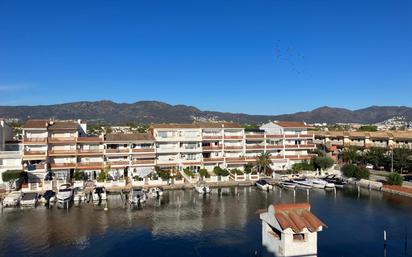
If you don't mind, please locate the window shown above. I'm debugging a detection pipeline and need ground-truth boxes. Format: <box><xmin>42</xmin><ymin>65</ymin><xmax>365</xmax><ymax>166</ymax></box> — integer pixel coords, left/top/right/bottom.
<box><xmin>293</xmin><ymin>233</ymin><xmax>306</xmax><ymax>242</ymax></box>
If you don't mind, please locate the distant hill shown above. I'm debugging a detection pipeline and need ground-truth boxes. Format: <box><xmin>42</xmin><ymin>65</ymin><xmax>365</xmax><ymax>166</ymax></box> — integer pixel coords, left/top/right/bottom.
<box><xmin>0</xmin><ymin>100</ymin><xmax>411</xmax><ymax>125</ymax></box>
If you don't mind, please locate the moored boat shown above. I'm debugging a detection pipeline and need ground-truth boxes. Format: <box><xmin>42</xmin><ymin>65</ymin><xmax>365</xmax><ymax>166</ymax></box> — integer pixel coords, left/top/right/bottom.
<box><xmin>129</xmin><ymin>188</ymin><xmax>147</xmax><ymax>205</ymax></box>
<box><xmin>148</xmin><ymin>187</ymin><xmax>164</xmax><ymax>198</ymax></box>
<box><xmin>39</xmin><ymin>190</ymin><xmax>56</xmax><ymax>205</ymax></box>
<box><xmin>56</xmin><ymin>184</ymin><xmax>74</xmax><ymax>208</ymax></box>
<box><xmin>292</xmin><ymin>178</ymin><xmax>313</xmax><ymax>189</ymax></box>
<box><xmin>255</xmin><ymin>179</ymin><xmax>273</xmax><ymax>191</ymax></box>
<box><xmin>20</xmin><ymin>192</ymin><xmax>38</xmax><ymax>207</ymax></box>
<box><xmin>3</xmin><ymin>191</ymin><xmax>22</xmax><ymax>207</ymax></box>
<box><xmin>195</xmin><ymin>181</ymin><xmax>211</xmax><ymax>194</ymax></box>
<box><xmin>92</xmin><ymin>187</ymin><xmax>107</xmax><ymax>202</ymax></box>
<box><xmin>278</xmin><ymin>180</ymin><xmax>297</xmax><ymax>190</ymax></box>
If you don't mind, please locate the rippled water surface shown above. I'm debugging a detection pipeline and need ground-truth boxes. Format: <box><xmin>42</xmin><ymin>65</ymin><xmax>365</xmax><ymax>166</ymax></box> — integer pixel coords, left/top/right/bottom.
<box><xmin>1</xmin><ymin>186</ymin><xmax>412</xmax><ymax>257</ymax></box>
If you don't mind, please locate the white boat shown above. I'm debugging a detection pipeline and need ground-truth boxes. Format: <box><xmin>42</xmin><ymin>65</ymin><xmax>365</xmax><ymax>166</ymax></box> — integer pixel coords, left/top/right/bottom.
<box><xmin>195</xmin><ymin>181</ymin><xmax>211</xmax><ymax>194</ymax></box>
<box><xmin>148</xmin><ymin>187</ymin><xmax>163</xmax><ymax>198</ymax></box>
<box><xmin>255</xmin><ymin>179</ymin><xmax>273</xmax><ymax>191</ymax></box>
<box><xmin>56</xmin><ymin>183</ymin><xmax>74</xmax><ymax>208</ymax></box>
<box><xmin>292</xmin><ymin>179</ymin><xmax>313</xmax><ymax>189</ymax></box>
<box><xmin>73</xmin><ymin>188</ymin><xmax>87</xmax><ymax>203</ymax></box>
<box><xmin>129</xmin><ymin>188</ymin><xmax>147</xmax><ymax>204</ymax></box>
<box><xmin>308</xmin><ymin>178</ymin><xmax>335</xmax><ymax>189</ymax></box>
<box><xmin>3</xmin><ymin>191</ymin><xmax>22</xmax><ymax>207</ymax></box>
<box><xmin>39</xmin><ymin>190</ymin><xmax>56</xmax><ymax>205</ymax></box>
<box><xmin>278</xmin><ymin>181</ymin><xmax>297</xmax><ymax>190</ymax></box>
<box><xmin>92</xmin><ymin>187</ymin><xmax>107</xmax><ymax>202</ymax></box>
<box><xmin>20</xmin><ymin>192</ymin><xmax>38</xmax><ymax>207</ymax></box>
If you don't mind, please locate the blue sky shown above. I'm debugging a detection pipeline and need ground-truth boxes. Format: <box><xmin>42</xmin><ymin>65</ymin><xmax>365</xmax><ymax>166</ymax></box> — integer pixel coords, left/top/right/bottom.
<box><xmin>0</xmin><ymin>0</ymin><xmax>411</xmax><ymax>115</ymax></box>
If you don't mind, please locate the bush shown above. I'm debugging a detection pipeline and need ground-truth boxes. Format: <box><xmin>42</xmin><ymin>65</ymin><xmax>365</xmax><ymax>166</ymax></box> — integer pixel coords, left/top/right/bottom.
<box><xmin>213</xmin><ymin>166</ymin><xmax>229</xmax><ymax>176</ymax></box>
<box><xmin>342</xmin><ymin>164</ymin><xmax>370</xmax><ymax>180</ymax></box>
<box><xmin>231</xmin><ymin>169</ymin><xmax>244</xmax><ymax>175</ymax></box>
<box><xmin>292</xmin><ymin>160</ymin><xmax>314</xmax><ymax>173</ymax></box>
<box><xmin>243</xmin><ymin>163</ymin><xmax>254</xmax><ymax>174</ymax></box>
<box><xmin>97</xmin><ymin>170</ymin><xmax>108</xmax><ymax>182</ymax></box>
<box><xmin>2</xmin><ymin>170</ymin><xmax>24</xmax><ymax>182</ymax></box>
<box><xmin>199</xmin><ymin>168</ymin><xmax>209</xmax><ymax>178</ymax></box>
<box><xmin>183</xmin><ymin>168</ymin><xmax>194</xmax><ymax>178</ymax></box>
<box><xmin>73</xmin><ymin>170</ymin><xmax>85</xmax><ymax>181</ymax></box>
<box><xmin>157</xmin><ymin>169</ymin><xmax>171</xmax><ymax>180</ymax></box>
<box><xmin>133</xmin><ymin>175</ymin><xmax>142</xmax><ymax>181</ymax></box>
<box><xmin>387</xmin><ymin>173</ymin><xmax>404</xmax><ymax>186</ymax></box>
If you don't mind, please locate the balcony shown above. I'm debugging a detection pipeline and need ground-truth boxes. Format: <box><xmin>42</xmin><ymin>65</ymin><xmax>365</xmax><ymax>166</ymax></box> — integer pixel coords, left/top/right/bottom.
<box><xmin>23</xmin><ymin>151</ymin><xmax>47</xmax><ymax>160</ymax></box>
<box><xmin>245</xmin><ymin>145</ymin><xmax>265</xmax><ymax>150</ymax></box>
<box><xmin>202</xmin><ymin>146</ymin><xmax>222</xmax><ymax>151</ymax></box>
<box><xmin>49</xmin><ymin>163</ymin><xmax>77</xmax><ymax>170</ymax></box>
<box><xmin>23</xmin><ymin>137</ymin><xmax>47</xmax><ymax>144</ymax></box>
<box><xmin>105</xmin><ymin>148</ymin><xmax>130</xmax><ymax>154</ymax></box>
<box><xmin>224</xmin><ymin>136</ymin><xmax>243</xmax><ymax>140</ymax></box>
<box><xmin>133</xmin><ymin>153</ymin><xmax>156</xmax><ymax>159</ymax></box>
<box><xmin>107</xmin><ymin>160</ymin><xmax>130</xmax><ymax>167</ymax></box>
<box><xmin>202</xmin><ymin>135</ymin><xmax>222</xmax><ymax>140</ymax></box>
<box><xmin>48</xmin><ymin>137</ymin><xmax>76</xmax><ymax>144</ymax></box>
<box><xmin>266</xmin><ymin>145</ymin><xmax>283</xmax><ymax>149</ymax></box>
<box><xmin>25</xmin><ymin>163</ymin><xmax>46</xmax><ymax>172</ymax></box>
<box><xmin>224</xmin><ymin>145</ymin><xmax>243</xmax><ymax>150</ymax></box>
<box><xmin>266</xmin><ymin>134</ymin><xmax>283</xmax><ymax>139</ymax></box>
<box><xmin>203</xmin><ymin>157</ymin><xmax>224</xmax><ymax>163</ymax></box>
<box><xmin>48</xmin><ymin>150</ymin><xmax>77</xmax><ymax>156</ymax></box>
<box><xmin>225</xmin><ymin>157</ymin><xmax>247</xmax><ymax>163</ymax></box>
<box><xmin>131</xmin><ymin>159</ymin><xmax>156</xmax><ymax>165</ymax></box>
<box><xmin>156</xmin><ymin>147</ymin><xmax>180</xmax><ymax>153</ymax></box>
<box><xmin>284</xmin><ymin>134</ymin><xmax>313</xmax><ymax>139</ymax></box>
<box><xmin>131</xmin><ymin>148</ymin><xmax>155</xmax><ymax>153</ymax></box>
<box><xmin>77</xmin><ymin>149</ymin><xmax>104</xmax><ymax>155</ymax></box>
<box><xmin>77</xmin><ymin>162</ymin><xmax>104</xmax><ymax>170</ymax></box>
<box><xmin>77</xmin><ymin>137</ymin><xmax>103</xmax><ymax>143</ymax></box>
<box><xmin>284</xmin><ymin>144</ymin><xmax>315</xmax><ymax>149</ymax></box>
<box><xmin>245</xmin><ymin>134</ymin><xmax>265</xmax><ymax>139</ymax></box>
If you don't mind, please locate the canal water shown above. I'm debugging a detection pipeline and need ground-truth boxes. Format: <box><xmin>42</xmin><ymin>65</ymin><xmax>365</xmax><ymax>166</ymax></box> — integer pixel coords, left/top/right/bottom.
<box><xmin>0</xmin><ymin>186</ymin><xmax>411</xmax><ymax>257</ymax></box>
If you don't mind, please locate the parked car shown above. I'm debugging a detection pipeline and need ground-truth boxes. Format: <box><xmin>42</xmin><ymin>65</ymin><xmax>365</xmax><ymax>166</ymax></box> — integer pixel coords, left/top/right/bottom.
<box><xmin>366</xmin><ymin>164</ymin><xmax>374</xmax><ymax>170</ymax></box>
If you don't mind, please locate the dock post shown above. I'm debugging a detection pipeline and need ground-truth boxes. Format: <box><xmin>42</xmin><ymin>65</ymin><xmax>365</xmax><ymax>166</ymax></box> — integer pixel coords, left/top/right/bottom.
<box><xmin>306</xmin><ymin>189</ymin><xmax>309</xmax><ymax>201</ymax></box>
<box><xmin>383</xmin><ymin>230</ymin><xmax>388</xmax><ymax>257</ymax></box>
<box><xmin>293</xmin><ymin>189</ymin><xmax>296</xmax><ymax>203</ymax></box>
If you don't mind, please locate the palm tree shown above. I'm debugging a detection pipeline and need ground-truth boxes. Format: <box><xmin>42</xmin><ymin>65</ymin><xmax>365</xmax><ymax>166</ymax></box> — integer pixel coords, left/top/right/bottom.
<box><xmin>256</xmin><ymin>152</ymin><xmax>273</xmax><ymax>176</ymax></box>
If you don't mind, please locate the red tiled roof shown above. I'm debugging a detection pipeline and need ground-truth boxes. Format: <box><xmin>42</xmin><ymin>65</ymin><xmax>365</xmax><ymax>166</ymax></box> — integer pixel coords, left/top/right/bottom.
<box><xmin>273</xmin><ymin>203</ymin><xmax>326</xmax><ymax>233</ymax></box>
<box><xmin>273</xmin><ymin>121</ymin><xmax>309</xmax><ymax>128</ymax></box>
<box><xmin>48</xmin><ymin>121</ymin><xmax>78</xmax><ymax>130</ymax></box>
<box><xmin>22</xmin><ymin>119</ymin><xmax>49</xmax><ymax>129</ymax></box>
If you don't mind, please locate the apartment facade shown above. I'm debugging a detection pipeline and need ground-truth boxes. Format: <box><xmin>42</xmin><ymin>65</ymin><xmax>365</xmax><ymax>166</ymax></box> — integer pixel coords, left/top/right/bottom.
<box><xmin>311</xmin><ymin>131</ymin><xmax>412</xmax><ymax>150</ymax></box>
<box><xmin>0</xmin><ymin>120</ymin><xmax>22</xmax><ymax>183</ymax></box>
<box><xmin>150</xmin><ymin>121</ymin><xmax>315</xmax><ymax>171</ymax></box>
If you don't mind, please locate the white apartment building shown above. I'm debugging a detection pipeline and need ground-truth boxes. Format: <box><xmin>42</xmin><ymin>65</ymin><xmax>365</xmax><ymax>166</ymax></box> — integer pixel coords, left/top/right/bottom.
<box><xmin>150</xmin><ymin>122</ymin><xmax>315</xmax><ymax>172</ymax></box>
<box><xmin>0</xmin><ymin>120</ymin><xmax>22</xmax><ymax>184</ymax></box>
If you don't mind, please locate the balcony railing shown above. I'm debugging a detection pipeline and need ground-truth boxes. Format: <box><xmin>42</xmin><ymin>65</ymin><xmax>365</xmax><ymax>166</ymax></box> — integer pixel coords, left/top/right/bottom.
<box><xmin>203</xmin><ymin>157</ymin><xmax>224</xmax><ymax>162</ymax></box>
<box><xmin>24</xmin><ymin>150</ymin><xmax>46</xmax><ymax>156</ymax></box>
<box><xmin>48</xmin><ymin>137</ymin><xmax>76</xmax><ymax>143</ymax></box>
<box><xmin>266</xmin><ymin>134</ymin><xmax>283</xmax><ymax>138</ymax></box>
<box><xmin>77</xmin><ymin>162</ymin><xmax>104</xmax><ymax>169</ymax></box>
<box><xmin>105</xmin><ymin>149</ymin><xmax>130</xmax><ymax>154</ymax></box>
<box><xmin>77</xmin><ymin>137</ymin><xmax>103</xmax><ymax>143</ymax></box>
<box><xmin>224</xmin><ymin>136</ymin><xmax>243</xmax><ymax>140</ymax></box>
<box><xmin>49</xmin><ymin>163</ymin><xmax>77</xmax><ymax>169</ymax></box>
<box><xmin>284</xmin><ymin>144</ymin><xmax>315</xmax><ymax>149</ymax></box>
<box><xmin>107</xmin><ymin>160</ymin><xmax>129</xmax><ymax>166</ymax></box>
<box><xmin>48</xmin><ymin>150</ymin><xmax>77</xmax><ymax>155</ymax></box>
<box><xmin>77</xmin><ymin>149</ymin><xmax>104</xmax><ymax>155</ymax></box>
<box><xmin>23</xmin><ymin>137</ymin><xmax>47</xmax><ymax>144</ymax></box>
<box><xmin>266</xmin><ymin>145</ymin><xmax>283</xmax><ymax>149</ymax></box>
<box><xmin>131</xmin><ymin>148</ymin><xmax>155</xmax><ymax>153</ymax></box>
<box><xmin>245</xmin><ymin>134</ymin><xmax>265</xmax><ymax>139</ymax></box>
<box><xmin>202</xmin><ymin>146</ymin><xmax>222</xmax><ymax>151</ymax></box>
<box><xmin>132</xmin><ymin>159</ymin><xmax>156</xmax><ymax>165</ymax></box>
<box><xmin>202</xmin><ymin>135</ymin><xmax>222</xmax><ymax>140</ymax></box>
<box><xmin>245</xmin><ymin>145</ymin><xmax>265</xmax><ymax>149</ymax></box>
<box><xmin>224</xmin><ymin>146</ymin><xmax>243</xmax><ymax>150</ymax></box>
<box><xmin>225</xmin><ymin>157</ymin><xmax>246</xmax><ymax>162</ymax></box>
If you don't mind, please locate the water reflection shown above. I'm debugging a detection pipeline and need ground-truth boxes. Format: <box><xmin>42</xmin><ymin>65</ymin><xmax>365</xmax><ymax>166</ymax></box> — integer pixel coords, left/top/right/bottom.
<box><xmin>1</xmin><ymin>186</ymin><xmax>412</xmax><ymax>257</ymax></box>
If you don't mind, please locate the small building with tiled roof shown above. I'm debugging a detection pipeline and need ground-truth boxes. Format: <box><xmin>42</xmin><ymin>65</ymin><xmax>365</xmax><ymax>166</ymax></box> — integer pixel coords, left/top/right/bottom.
<box><xmin>260</xmin><ymin>203</ymin><xmax>326</xmax><ymax>257</ymax></box>
<box><xmin>105</xmin><ymin>133</ymin><xmax>155</xmax><ymax>143</ymax></box>
<box><xmin>22</xmin><ymin>119</ymin><xmax>49</xmax><ymax>129</ymax></box>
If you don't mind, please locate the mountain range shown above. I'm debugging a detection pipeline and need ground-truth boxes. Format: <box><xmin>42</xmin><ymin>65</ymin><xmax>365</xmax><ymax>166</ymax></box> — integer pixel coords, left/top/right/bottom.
<box><xmin>0</xmin><ymin>100</ymin><xmax>411</xmax><ymax>125</ymax></box>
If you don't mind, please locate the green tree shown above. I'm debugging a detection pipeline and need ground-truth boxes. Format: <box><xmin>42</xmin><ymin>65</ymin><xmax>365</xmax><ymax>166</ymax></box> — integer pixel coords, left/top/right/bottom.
<box><xmin>341</xmin><ymin>164</ymin><xmax>370</xmax><ymax>180</ymax></box>
<box><xmin>365</xmin><ymin>147</ymin><xmax>387</xmax><ymax>169</ymax></box>
<box><xmin>97</xmin><ymin>164</ymin><xmax>110</xmax><ymax>182</ymax></box>
<box><xmin>357</xmin><ymin>125</ymin><xmax>378</xmax><ymax>132</ymax></box>
<box><xmin>393</xmin><ymin>147</ymin><xmax>412</xmax><ymax>173</ymax></box>
<box><xmin>256</xmin><ymin>152</ymin><xmax>273</xmax><ymax>175</ymax></box>
<box><xmin>312</xmin><ymin>156</ymin><xmax>334</xmax><ymax>170</ymax></box>
<box><xmin>213</xmin><ymin>166</ymin><xmax>229</xmax><ymax>176</ymax></box>
<box><xmin>339</xmin><ymin>147</ymin><xmax>362</xmax><ymax>164</ymax></box>
<box><xmin>243</xmin><ymin>163</ymin><xmax>254</xmax><ymax>174</ymax></box>
<box><xmin>199</xmin><ymin>168</ymin><xmax>209</xmax><ymax>178</ymax></box>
